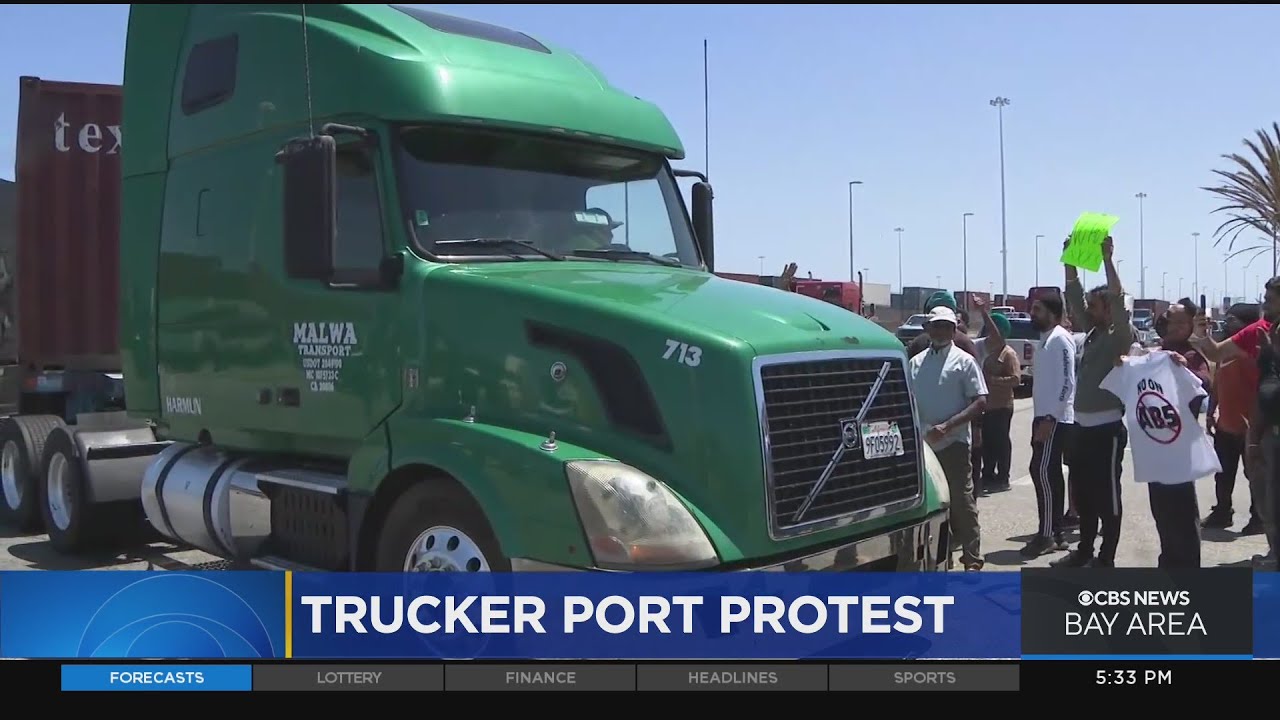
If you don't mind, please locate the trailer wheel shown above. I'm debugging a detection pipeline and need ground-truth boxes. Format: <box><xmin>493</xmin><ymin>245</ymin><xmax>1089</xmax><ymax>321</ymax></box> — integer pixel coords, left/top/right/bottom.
<box><xmin>374</xmin><ymin>481</ymin><xmax>510</xmax><ymax>572</ymax></box>
<box><xmin>0</xmin><ymin>415</ymin><xmax>67</xmax><ymax>532</ymax></box>
<box><xmin>39</xmin><ymin>427</ymin><xmax>116</xmax><ymax>554</ymax></box>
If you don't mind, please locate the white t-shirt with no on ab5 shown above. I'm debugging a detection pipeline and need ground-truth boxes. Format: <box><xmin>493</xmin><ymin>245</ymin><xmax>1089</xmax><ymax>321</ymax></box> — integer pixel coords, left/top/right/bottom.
<box><xmin>1099</xmin><ymin>351</ymin><xmax>1221</xmax><ymax>485</ymax></box>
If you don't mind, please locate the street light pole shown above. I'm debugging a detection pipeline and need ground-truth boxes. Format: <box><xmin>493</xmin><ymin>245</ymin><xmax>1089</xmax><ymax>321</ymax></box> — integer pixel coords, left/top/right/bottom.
<box><xmin>1035</xmin><ymin>234</ymin><xmax>1044</xmax><ymax>285</ymax></box>
<box><xmin>1192</xmin><ymin>232</ymin><xmax>1200</xmax><ymax>300</ymax></box>
<box><xmin>758</xmin><ymin>255</ymin><xmax>765</xmax><ymax>275</ymax></box>
<box><xmin>1135</xmin><ymin>192</ymin><xmax>1147</xmax><ymax>298</ymax></box>
<box><xmin>962</xmin><ymin>212</ymin><xmax>974</xmax><ymax>311</ymax></box>
<box><xmin>1224</xmin><ymin>253</ymin><xmax>1230</xmax><ymax>302</ymax></box>
<box><xmin>894</xmin><ymin>227</ymin><xmax>905</xmax><ymax>292</ymax></box>
<box><xmin>847</xmin><ymin>180</ymin><xmax>862</xmax><ymax>283</ymax></box>
<box><xmin>990</xmin><ymin>96</ymin><xmax>1011</xmax><ymax>298</ymax></box>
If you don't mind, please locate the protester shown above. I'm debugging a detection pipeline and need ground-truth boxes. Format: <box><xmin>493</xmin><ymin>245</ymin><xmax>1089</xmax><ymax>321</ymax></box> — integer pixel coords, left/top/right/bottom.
<box><xmin>1204</xmin><ymin>279</ymin><xmax>1280</xmax><ymax>568</ymax></box>
<box><xmin>1053</xmin><ymin>237</ymin><xmax>1132</xmax><ymax>568</ymax></box>
<box><xmin>908</xmin><ymin>306</ymin><xmax>988</xmax><ymax>570</ymax></box>
<box><xmin>971</xmin><ymin>299</ymin><xmax>1019</xmax><ymax>494</ymax></box>
<box><xmin>1062</xmin><ymin>316</ymin><xmax>1088</xmax><ymax>531</ymax></box>
<box><xmin>1203</xmin><ymin>303</ymin><xmax>1263</xmax><ymax>536</ymax></box>
<box><xmin>1136</xmin><ymin>298</ymin><xmax>1213</xmax><ymax>568</ymax></box>
<box><xmin>908</xmin><ymin>292</ymin><xmax>983</xmax><ymax>496</ymax></box>
<box><xmin>1247</xmin><ymin>296</ymin><xmax>1280</xmax><ymax>571</ymax></box>
<box><xmin>1024</xmin><ymin>292</ymin><xmax>1077</xmax><ymax>557</ymax></box>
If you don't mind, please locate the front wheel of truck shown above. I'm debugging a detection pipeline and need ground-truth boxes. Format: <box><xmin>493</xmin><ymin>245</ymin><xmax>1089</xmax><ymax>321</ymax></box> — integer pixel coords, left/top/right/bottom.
<box><xmin>374</xmin><ymin>481</ymin><xmax>511</xmax><ymax>573</ymax></box>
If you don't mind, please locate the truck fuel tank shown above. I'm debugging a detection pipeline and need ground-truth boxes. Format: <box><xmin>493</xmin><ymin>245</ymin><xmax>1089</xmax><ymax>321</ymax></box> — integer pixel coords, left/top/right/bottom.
<box><xmin>140</xmin><ymin>443</ymin><xmax>270</xmax><ymax>560</ymax></box>
<box><xmin>140</xmin><ymin>443</ymin><xmax>350</xmax><ymax>565</ymax></box>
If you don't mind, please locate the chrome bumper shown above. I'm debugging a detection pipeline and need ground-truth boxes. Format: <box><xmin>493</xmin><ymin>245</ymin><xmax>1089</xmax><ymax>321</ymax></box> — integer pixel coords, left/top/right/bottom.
<box><xmin>510</xmin><ymin>511</ymin><xmax>950</xmax><ymax>573</ymax></box>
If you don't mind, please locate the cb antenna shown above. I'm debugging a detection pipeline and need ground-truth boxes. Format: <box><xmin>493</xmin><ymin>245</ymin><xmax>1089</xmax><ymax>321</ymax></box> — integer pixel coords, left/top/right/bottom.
<box><xmin>301</xmin><ymin>3</ymin><xmax>315</xmax><ymax>137</ymax></box>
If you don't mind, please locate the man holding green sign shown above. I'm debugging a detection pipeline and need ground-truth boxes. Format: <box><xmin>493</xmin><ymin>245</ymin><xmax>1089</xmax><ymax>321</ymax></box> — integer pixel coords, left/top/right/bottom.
<box><xmin>1053</xmin><ymin>231</ymin><xmax>1133</xmax><ymax>568</ymax></box>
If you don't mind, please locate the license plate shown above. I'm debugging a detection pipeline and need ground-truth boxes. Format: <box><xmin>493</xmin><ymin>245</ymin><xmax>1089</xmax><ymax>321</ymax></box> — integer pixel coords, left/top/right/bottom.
<box><xmin>860</xmin><ymin>421</ymin><xmax>905</xmax><ymax>460</ymax></box>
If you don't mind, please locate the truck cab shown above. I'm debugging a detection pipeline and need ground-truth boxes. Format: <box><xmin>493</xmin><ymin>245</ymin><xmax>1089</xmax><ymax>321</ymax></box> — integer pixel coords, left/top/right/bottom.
<box><xmin>5</xmin><ymin>4</ymin><xmax>951</xmax><ymax>574</ymax></box>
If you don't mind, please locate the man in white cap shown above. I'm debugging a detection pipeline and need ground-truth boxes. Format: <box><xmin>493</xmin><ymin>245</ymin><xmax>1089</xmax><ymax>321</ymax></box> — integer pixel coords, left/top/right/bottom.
<box><xmin>910</xmin><ymin>305</ymin><xmax>989</xmax><ymax>570</ymax></box>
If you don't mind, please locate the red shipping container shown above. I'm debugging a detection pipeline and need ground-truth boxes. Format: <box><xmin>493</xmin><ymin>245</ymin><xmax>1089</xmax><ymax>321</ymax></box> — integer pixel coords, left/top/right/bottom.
<box><xmin>794</xmin><ymin>280</ymin><xmax>862</xmax><ymax>314</ymax></box>
<box><xmin>13</xmin><ymin>76</ymin><xmax>122</xmax><ymax>371</ymax></box>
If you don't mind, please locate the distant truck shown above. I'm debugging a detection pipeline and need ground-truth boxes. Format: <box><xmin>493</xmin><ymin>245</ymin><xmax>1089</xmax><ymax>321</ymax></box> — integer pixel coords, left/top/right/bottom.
<box><xmin>794</xmin><ymin>279</ymin><xmax>863</xmax><ymax>316</ymax></box>
<box><xmin>0</xmin><ymin>5</ymin><xmax>950</xmax><ymax>574</ymax></box>
<box><xmin>1134</xmin><ymin>299</ymin><xmax>1170</xmax><ymax>320</ymax></box>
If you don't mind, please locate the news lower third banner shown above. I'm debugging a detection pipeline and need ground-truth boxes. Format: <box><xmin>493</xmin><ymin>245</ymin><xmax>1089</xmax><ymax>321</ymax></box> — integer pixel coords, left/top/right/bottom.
<box><xmin>0</xmin><ymin>570</ymin><xmax>1276</xmax><ymax>660</ymax></box>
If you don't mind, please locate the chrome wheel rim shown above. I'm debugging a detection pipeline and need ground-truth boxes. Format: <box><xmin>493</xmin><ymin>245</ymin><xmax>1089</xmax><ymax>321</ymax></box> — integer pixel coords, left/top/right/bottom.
<box><xmin>47</xmin><ymin>453</ymin><xmax>73</xmax><ymax>531</ymax></box>
<box><xmin>1</xmin><ymin>440</ymin><xmax>21</xmax><ymax>511</ymax></box>
<box><xmin>403</xmin><ymin>526</ymin><xmax>490</xmax><ymax>572</ymax></box>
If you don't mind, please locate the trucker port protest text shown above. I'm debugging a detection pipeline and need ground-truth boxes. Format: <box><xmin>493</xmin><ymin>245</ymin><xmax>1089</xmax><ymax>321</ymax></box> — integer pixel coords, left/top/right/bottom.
<box><xmin>299</xmin><ymin>594</ymin><xmax>956</xmax><ymax>635</ymax></box>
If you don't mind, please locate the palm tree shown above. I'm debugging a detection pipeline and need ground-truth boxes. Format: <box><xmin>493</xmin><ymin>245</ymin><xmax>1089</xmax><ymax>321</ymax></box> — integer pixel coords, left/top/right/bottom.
<box><xmin>1202</xmin><ymin>121</ymin><xmax>1280</xmax><ymax>277</ymax></box>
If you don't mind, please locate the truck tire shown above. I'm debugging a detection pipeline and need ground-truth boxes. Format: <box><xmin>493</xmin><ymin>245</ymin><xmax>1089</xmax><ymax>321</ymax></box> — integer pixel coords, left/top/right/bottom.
<box><xmin>39</xmin><ymin>427</ymin><xmax>144</xmax><ymax>554</ymax></box>
<box><xmin>374</xmin><ymin>481</ymin><xmax>511</xmax><ymax>572</ymax></box>
<box><xmin>0</xmin><ymin>415</ymin><xmax>67</xmax><ymax>532</ymax></box>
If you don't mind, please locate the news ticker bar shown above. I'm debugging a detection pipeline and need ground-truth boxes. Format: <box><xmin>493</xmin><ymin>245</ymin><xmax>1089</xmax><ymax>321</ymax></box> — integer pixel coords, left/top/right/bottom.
<box><xmin>43</xmin><ymin>660</ymin><xmax>1280</xmax><ymax>692</ymax></box>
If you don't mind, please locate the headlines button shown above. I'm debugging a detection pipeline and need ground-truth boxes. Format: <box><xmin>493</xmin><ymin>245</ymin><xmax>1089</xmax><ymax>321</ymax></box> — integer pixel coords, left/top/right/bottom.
<box><xmin>61</xmin><ymin>665</ymin><xmax>253</xmax><ymax>692</ymax></box>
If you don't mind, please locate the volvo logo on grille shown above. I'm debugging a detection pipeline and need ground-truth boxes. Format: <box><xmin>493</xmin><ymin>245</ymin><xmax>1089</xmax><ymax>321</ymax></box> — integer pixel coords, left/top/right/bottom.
<box><xmin>840</xmin><ymin>418</ymin><xmax>860</xmax><ymax>449</ymax></box>
<box><xmin>791</xmin><ymin>361</ymin><xmax>893</xmax><ymax>524</ymax></box>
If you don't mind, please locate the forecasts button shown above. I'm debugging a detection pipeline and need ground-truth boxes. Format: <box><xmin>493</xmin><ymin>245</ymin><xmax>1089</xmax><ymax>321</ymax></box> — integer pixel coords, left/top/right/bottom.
<box><xmin>62</xmin><ymin>665</ymin><xmax>252</xmax><ymax>692</ymax></box>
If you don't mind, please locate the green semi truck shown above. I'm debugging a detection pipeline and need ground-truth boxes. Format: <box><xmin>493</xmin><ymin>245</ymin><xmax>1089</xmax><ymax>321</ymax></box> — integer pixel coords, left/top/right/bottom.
<box><xmin>2</xmin><ymin>4</ymin><xmax>951</xmax><ymax>573</ymax></box>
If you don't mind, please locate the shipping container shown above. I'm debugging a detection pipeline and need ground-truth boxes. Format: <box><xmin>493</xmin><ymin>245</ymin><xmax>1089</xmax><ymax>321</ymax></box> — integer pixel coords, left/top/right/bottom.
<box><xmin>0</xmin><ymin>178</ymin><xmax>15</xmax><ymax>364</ymax></box>
<box><xmin>992</xmin><ymin>295</ymin><xmax>1027</xmax><ymax>313</ymax></box>
<box><xmin>954</xmin><ymin>291</ymin><xmax>992</xmax><ymax>310</ymax></box>
<box><xmin>1026</xmin><ymin>286</ymin><xmax>1061</xmax><ymax>311</ymax></box>
<box><xmin>1134</xmin><ymin>299</ymin><xmax>1170</xmax><ymax>318</ymax></box>
<box><xmin>900</xmin><ymin>286</ymin><xmax>945</xmax><ymax>314</ymax></box>
<box><xmin>861</xmin><ymin>281</ymin><xmax>891</xmax><ymax>309</ymax></box>
<box><xmin>14</xmin><ymin>76</ymin><xmax>123</xmax><ymax>372</ymax></box>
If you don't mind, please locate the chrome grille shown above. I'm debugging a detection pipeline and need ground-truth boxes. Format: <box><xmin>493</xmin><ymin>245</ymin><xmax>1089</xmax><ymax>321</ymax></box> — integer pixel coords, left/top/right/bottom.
<box><xmin>756</xmin><ymin>351</ymin><xmax>922</xmax><ymax>539</ymax></box>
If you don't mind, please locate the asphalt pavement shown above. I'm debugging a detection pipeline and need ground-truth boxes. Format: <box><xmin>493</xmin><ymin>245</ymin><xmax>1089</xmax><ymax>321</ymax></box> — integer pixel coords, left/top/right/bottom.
<box><xmin>0</xmin><ymin>396</ymin><xmax>1269</xmax><ymax>571</ymax></box>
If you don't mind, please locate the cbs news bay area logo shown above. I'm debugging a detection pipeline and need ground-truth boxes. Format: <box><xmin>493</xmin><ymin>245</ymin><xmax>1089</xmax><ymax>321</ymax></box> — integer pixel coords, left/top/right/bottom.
<box><xmin>1068</xmin><ymin>588</ymin><xmax>1205</xmax><ymax>637</ymax></box>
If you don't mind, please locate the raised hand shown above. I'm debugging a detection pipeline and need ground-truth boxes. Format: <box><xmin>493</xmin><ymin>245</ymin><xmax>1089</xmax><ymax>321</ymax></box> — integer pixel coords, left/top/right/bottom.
<box><xmin>1102</xmin><ymin>236</ymin><xmax>1114</xmax><ymax>261</ymax></box>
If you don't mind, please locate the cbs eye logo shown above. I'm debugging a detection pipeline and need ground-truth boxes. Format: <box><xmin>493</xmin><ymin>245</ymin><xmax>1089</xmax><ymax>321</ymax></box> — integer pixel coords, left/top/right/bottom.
<box><xmin>76</xmin><ymin>574</ymin><xmax>278</xmax><ymax>658</ymax></box>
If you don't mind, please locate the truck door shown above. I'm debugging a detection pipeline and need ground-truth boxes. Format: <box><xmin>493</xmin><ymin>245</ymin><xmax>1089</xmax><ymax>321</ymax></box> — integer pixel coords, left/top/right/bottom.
<box><xmin>271</xmin><ymin>137</ymin><xmax>403</xmax><ymax>453</ymax></box>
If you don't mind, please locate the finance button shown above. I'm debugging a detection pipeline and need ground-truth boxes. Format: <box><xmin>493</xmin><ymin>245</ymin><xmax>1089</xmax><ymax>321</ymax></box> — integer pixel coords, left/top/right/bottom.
<box><xmin>254</xmin><ymin>665</ymin><xmax>442</xmax><ymax>691</ymax></box>
<box><xmin>446</xmin><ymin>664</ymin><xmax>635</xmax><ymax>691</ymax></box>
<box><xmin>638</xmin><ymin>664</ymin><xmax>827</xmax><ymax>691</ymax></box>
<box><xmin>829</xmin><ymin>664</ymin><xmax>1019</xmax><ymax>692</ymax></box>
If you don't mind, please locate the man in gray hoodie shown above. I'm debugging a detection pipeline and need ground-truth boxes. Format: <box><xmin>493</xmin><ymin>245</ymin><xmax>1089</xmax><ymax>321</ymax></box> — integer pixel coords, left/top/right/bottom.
<box><xmin>1053</xmin><ymin>236</ymin><xmax>1133</xmax><ymax>568</ymax></box>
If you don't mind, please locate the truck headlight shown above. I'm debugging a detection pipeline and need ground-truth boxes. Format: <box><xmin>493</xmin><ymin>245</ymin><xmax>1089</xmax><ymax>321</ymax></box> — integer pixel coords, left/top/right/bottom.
<box><xmin>566</xmin><ymin>460</ymin><xmax>718</xmax><ymax>570</ymax></box>
<box><xmin>920</xmin><ymin>443</ymin><xmax>951</xmax><ymax>509</ymax></box>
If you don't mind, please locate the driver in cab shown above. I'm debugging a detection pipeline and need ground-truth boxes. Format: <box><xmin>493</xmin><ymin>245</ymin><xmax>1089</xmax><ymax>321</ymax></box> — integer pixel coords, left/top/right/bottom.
<box><xmin>559</xmin><ymin>207</ymin><xmax>623</xmax><ymax>252</ymax></box>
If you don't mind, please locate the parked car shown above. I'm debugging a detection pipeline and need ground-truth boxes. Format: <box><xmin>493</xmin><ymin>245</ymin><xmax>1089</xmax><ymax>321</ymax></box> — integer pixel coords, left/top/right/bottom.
<box><xmin>895</xmin><ymin>314</ymin><xmax>929</xmax><ymax>345</ymax></box>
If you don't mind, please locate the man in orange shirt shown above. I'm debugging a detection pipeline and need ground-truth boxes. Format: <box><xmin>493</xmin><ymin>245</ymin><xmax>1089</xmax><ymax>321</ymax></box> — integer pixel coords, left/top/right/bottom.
<box><xmin>1203</xmin><ymin>304</ymin><xmax>1263</xmax><ymax>535</ymax></box>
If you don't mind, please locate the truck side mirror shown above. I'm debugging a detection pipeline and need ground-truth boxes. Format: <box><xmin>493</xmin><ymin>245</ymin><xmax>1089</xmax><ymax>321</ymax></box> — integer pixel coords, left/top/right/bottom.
<box><xmin>277</xmin><ymin>135</ymin><xmax>336</xmax><ymax>281</ymax></box>
<box><xmin>691</xmin><ymin>181</ymin><xmax>714</xmax><ymax>271</ymax></box>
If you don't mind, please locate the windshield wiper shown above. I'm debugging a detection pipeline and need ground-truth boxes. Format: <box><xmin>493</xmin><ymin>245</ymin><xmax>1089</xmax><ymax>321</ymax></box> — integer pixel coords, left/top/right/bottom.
<box><xmin>568</xmin><ymin>248</ymin><xmax>682</xmax><ymax>267</ymax></box>
<box><xmin>434</xmin><ymin>238</ymin><xmax>565</xmax><ymax>261</ymax></box>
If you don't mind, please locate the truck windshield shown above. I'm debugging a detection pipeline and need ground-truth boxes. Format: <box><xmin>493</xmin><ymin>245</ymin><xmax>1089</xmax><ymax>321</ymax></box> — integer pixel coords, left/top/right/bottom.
<box><xmin>395</xmin><ymin>126</ymin><xmax>701</xmax><ymax>266</ymax></box>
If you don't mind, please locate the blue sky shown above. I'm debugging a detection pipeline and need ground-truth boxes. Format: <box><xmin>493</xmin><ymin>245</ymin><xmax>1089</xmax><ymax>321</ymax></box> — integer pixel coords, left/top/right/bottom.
<box><xmin>2</xmin><ymin>4</ymin><xmax>1277</xmax><ymax>302</ymax></box>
